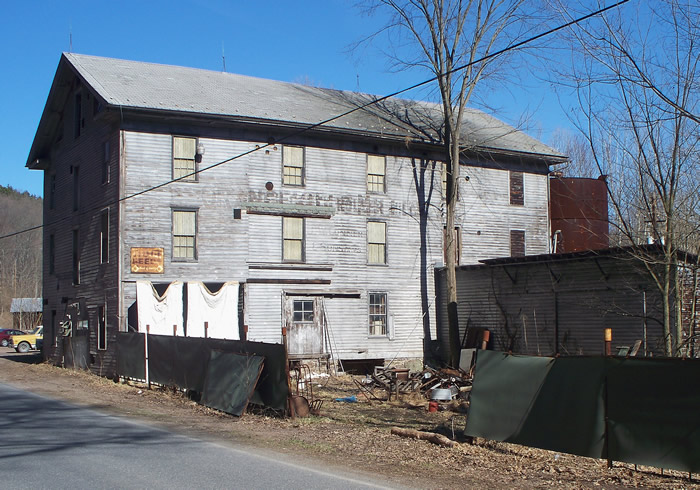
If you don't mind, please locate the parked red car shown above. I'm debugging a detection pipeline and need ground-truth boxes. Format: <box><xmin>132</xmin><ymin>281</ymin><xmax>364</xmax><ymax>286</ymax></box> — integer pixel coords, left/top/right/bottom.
<box><xmin>0</xmin><ymin>329</ymin><xmax>26</xmax><ymax>347</ymax></box>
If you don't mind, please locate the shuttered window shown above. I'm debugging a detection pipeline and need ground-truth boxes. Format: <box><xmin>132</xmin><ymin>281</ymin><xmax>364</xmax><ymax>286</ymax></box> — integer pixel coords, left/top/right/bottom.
<box><xmin>368</xmin><ymin>221</ymin><xmax>386</xmax><ymax>264</ymax></box>
<box><xmin>283</xmin><ymin>146</ymin><xmax>304</xmax><ymax>186</ymax></box>
<box><xmin>510</xmin><ymin>229</ymin><xmax>526</xmax><ymax>257</ymax></box>
<box><xmin>173</xmin><ymin>136</ymin><xmax>197</xmax><ymax>181</ymax></box>
<box><xmin>510</xmin><ymin>171</ymin><xmax>524</xmax><ymax>205</ymax></box>
<box><xmin>367</xmin><ymin>155</ymin><xmax>386</xmax><ymax>193</ymax></box>
<box><xmin>283</xmin><ymin>217</ymin><xmax>304</xmax><ymax>262</ymax></box>
<box><xmin>173</xmin><ymin>210</ymin><xmax>197</xmax><ymax>260</ymax></box>
<box><xmin>369</xmin><ymin>293</ymin><xmax>387</xmax><ymax>336</ymax></box>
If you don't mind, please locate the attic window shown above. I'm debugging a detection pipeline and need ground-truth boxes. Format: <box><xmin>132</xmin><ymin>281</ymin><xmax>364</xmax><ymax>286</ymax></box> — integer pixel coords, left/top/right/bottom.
<box><xmin>173</xmin><ymin>136</ymin><xmax>197</xmax><ymax>181</ymax></box>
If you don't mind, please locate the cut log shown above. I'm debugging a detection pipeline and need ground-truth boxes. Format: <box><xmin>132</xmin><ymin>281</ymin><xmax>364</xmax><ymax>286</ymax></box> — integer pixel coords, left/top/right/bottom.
<box><xmin>390</xmin><ymin>427</ymin><xmax>456</xmax><ymax>448</ymax></box>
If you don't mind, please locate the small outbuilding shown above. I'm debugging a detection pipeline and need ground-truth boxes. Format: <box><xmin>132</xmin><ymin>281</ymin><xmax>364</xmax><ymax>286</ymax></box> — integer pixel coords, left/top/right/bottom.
<box><xmin>10</xmin><ymin>298</ymin><xmax>43</xmax><ymax>331</ymax></box>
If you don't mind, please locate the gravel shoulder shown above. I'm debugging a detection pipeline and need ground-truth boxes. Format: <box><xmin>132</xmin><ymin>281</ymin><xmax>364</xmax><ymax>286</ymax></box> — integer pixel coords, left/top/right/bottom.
<box><xmin>0</xmin><ymin>348</ymin><xmax>694</xmax><ymax>489</ymax></box>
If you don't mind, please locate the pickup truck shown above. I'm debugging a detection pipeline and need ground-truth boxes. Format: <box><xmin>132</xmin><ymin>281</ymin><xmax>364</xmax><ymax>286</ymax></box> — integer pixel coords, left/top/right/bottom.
<box><xmin>10</xmin><ymin>326</ymin><xmax>43</xmax><ymax>353</ymax></box>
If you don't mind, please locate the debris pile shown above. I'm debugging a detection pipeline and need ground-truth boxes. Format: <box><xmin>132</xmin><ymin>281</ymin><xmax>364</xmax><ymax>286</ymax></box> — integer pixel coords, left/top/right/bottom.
<box><xmin>355</xmin><ymin>365</ymin><xmax>473</xmax><ymax>404</ymax></box>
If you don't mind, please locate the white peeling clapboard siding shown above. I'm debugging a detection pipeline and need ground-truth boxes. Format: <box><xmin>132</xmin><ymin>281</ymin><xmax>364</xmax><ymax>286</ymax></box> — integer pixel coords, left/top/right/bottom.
<box><xmin>118</xmin><ymin>129</ymin><xmax>550</xmax><ymax>361</ymax></box>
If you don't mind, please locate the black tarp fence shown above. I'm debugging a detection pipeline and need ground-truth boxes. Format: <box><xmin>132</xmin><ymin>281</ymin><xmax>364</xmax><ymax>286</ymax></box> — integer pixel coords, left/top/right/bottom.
<box><xmin>466</xmin><ymin>351</ymin><xmax>700</xmax><ymax>472</ymax></box>
<box><xmin>116</xmin><ymin>332</ymin><xmax>288</xmax><ymax>411</ymax></box>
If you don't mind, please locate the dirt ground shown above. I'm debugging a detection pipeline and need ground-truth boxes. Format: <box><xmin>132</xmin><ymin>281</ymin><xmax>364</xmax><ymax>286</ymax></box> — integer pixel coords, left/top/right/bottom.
<box><xmin>0</xmin><ymin>348</ymin><xmax>696</xmax><ymax>489</ymax></box>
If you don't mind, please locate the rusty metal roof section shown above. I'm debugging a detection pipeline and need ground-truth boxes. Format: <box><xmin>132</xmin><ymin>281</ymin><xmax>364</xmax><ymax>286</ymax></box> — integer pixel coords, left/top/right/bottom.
<box><xmin>550</xmin><ymin>176</ymin><xmax>609</xmax><ymax>253</ymax></box>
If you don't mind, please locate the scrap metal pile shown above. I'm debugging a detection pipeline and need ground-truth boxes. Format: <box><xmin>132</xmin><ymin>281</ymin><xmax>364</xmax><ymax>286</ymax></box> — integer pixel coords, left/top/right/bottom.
<box><xmin>354</xmin><ymin>365</ymin><xmax>473</xmax><ymax>403</ymax></box>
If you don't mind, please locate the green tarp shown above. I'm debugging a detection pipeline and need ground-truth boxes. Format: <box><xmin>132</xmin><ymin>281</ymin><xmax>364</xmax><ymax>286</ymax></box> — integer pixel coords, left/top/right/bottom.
<box><xmin>467</xmin><ymin>351</ymin><xmax>700</xmax><ymax>472</ymax></box>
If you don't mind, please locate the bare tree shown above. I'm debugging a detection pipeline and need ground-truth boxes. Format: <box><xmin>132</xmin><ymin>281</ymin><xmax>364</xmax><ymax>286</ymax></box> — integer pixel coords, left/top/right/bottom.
<box><xmin>559</xmin><ymin>0</ymin><xmax>700</xmax><ymax>356</ymax></box>
<box><xmin>359</xmin><ymin>0</ymin><xmax>537</xmax><ymax>367</ymax></box>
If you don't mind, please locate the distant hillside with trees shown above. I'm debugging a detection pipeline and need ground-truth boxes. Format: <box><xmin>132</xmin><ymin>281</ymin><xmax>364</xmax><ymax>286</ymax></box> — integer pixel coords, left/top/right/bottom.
<box><xmin>0</xmin><ymin>185</ymin><xmax>42</xmax><ymax>328</ymax></box>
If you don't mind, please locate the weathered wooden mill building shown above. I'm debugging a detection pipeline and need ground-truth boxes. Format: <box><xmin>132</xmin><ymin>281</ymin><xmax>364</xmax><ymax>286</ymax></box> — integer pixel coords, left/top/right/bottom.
<box><xmin>26</xmin><ymin>53</ymin><xmax>565</xmax><ymax>376</ymax></box>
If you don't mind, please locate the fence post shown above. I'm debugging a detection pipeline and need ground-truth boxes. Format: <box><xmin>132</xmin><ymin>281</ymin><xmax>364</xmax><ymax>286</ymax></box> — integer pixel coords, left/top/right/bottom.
<box><xmin>144</xmin><ymin>324</ymin><xmax>150</xmax><ymax>389</ymax></box>
<box><xmin>605</xmin><ymin>328</ymin><xmax>612</xmax><ymax>356</ymax></box>
<box><xmin>204</xmin><ymin>321</ymin><xmax>208</xmax><ymax>339</ymax></box>
<box><xmin>173</xmin><ymin>324</ymin><xmax>177</xmax><ymax>336</ymax></box>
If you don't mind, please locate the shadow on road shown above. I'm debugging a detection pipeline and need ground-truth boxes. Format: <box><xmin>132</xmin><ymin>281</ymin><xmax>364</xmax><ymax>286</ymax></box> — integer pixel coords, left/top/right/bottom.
<box><xmin>0</xmin><ymin>347</ymin><xmax>43</xmax><ymax>364</ymax></box>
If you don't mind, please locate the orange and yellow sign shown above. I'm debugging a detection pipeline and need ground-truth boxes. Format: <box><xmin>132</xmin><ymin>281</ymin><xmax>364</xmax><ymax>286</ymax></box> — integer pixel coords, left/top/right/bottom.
<box><xmin>130</xmin><ymin>247</ymin><xmax>164</xmax><ymax>273</ymax></box>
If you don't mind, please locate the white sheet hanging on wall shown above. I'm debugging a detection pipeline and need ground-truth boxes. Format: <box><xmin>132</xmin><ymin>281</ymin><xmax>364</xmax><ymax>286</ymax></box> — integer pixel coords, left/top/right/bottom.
<box><xmin>136</xmin><ymin>281</ymin><xmax>184</xmax><ymax>336</ymax></box>
<box><xmin>186</xmin><ymin>282</ymin><xmax>239</xmax><ymax>340</ymax></box>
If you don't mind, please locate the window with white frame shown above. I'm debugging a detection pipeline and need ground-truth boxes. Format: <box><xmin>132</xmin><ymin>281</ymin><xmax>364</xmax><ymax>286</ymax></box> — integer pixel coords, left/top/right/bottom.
<box><xmin>369</xmin><ymin>292</ymin><xmax>387</xmax><ymax>336</ymax></box>
<box><xmin>367</xmin><ymin>221</ymin><xmax>386</xmax><ymax>264</ymax></box>
<box><xmin>367</xmin><ymin>155</ymin><xmax>386</xmax><ymax>193</ymax></box>
<box><xmin>172</xmin><ymin>209</ymin><xmax>197</xmax><ymax>260</ymax></box>
<box><xmin>283</xmin><ymin>217</ymin><xmax>304</xmax><ymax>262</ymax></box>
<box><xmin>292</xmin><ymin>300</ymin><xmax>314</xmax><ymax>323</ymax></box>
<box><xmin>283</xmin><ymin>146</ymin><xmax>304</xmax><ymax>186</ymax></box>
<box><xmin>173</xmin><ymin>136</ymin><xmax>197</xmax><ymax>181</ymax></box>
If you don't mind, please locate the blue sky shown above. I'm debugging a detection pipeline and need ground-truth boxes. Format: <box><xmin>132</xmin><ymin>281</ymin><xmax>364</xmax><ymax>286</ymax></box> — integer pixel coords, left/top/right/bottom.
<box><xmin>1</xmin><ymin>0</ymin><xmax>589</xmax><ymax>197</ymax></box>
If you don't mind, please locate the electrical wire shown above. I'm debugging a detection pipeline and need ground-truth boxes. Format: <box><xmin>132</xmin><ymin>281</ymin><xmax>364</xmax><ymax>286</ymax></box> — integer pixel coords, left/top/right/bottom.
<box><xmin>0</xmin><ymin>0</ymin><xmax>630</xmax><ymax>242</ymax></box>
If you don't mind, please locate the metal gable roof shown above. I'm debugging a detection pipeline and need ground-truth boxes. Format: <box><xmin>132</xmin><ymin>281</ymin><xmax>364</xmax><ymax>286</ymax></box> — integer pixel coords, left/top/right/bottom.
<box><xmin>28</xmin><ymin>53</ymin><xmax>565</xmax><ymax>167</ymax></box>
<box><xmin>10</xmin><ymin>298</ymin><xmax>43</xmax><ymax>313</ymax></box>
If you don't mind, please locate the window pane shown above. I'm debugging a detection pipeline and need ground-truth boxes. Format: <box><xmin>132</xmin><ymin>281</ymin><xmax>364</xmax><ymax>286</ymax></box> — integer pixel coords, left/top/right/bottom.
<box><xmin>283</xmin><ymin>217</ymin><xmax>303</xmax><ymax>239</ymax></box>
<box><xmin>284</xmin><ymin>240</ymin><xmax>302</xmax><ymax>261</ymax></box>
<box><xmin>174</xmin><ymin>137</ymin><xmax>196</xmax><ymax>158</ymax></box>
<box><xmin>368</xmin><ymin>293</ymin><xmax>387</xmax><ymax>336</ymax></box>
<box><xmin>173</xmin><ymin>210</ymin><xmax>196</xmax><ymax>259</ymax></box>
<box><xmin>283</xmin><ymin>146</ymin><xmax>304</xmax><ymax>186</ymax></box>
<box><xmin>173</xmin><ymin>137</ymin><xmax>196</xmax><ymax>181</ymax></box>
<box><xmin>368</xmin><ymin>222</ymin><xmax>386</xmax><ymax>264</ymax></box>
<box><xmin>367</xmin><ymin>155</ymin><xmax>385</xmax><ymax>174</ymax></box>
<box><xmin>367</xmin><ymin>155</ymin><xmax>386</xmax><ymax>192</ymax></box>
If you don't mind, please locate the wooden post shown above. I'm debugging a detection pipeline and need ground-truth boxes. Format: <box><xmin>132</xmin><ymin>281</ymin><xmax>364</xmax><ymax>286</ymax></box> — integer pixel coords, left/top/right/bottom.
<box><xmin>605</xmin><ymin>328</ymin><xmax>612</xmax><ymax>356</ymax></box>
<box><xmin>243</xmin><ymin>324</ymin><xmax>248</xmax><ymax>341</ymax></box>
<box><xmin>204</xmin><ymin>321</ymin><xmax>208</xmax><ymax>339</ymax></box>
<box><xmin>173</xmin><ymin>324</ymin><xmax>177</xmax><ymax>336</ymax></box>
<box><xmin>282</xmin><ymin>326</ymin><xmax>295</xmax><ymax>418</ymax></box>
<box><xmin>144</xmin><ymin>324</ymin><xmax>150</xmax><ymax>389</ymax></box>
<box><xmin>481</xmin><ymin>330</ymin><xmax>490</xmax><ymax>350</ymax></box>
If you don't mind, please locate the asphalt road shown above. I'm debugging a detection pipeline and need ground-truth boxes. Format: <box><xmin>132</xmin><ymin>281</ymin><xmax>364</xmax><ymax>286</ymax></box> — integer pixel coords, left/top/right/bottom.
<box><xmin>0</xmin><ymin>383</ymin><xmax>395</xmax><ymax>489</ymax></box>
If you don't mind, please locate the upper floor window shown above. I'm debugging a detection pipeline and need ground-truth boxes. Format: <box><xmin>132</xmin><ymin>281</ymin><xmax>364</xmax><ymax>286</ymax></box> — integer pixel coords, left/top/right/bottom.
<box><xmin>367</xmin><ymin>155</ymin><xmax>386</xmax><ymax>193</ymax></box>
<box><xmin>283</xmin><ymin>146</ymin><xmax>304</xmax><ymax>186</ymax></box>
<box><xmin>172</xmin><ymin>209</ymin><xmax>197</xmax><ymax>260</ymax></box>
<box><xmin>369</xmin><ymin>292</ymin><xmax>388</xmax><ymax>336</ymax></box>
<box><xmin>173</xmin><ymin>136</ymin><xmax>197</xmax><ymax>181</ymax></box>
<box><xmin>283</xmin><ymin>217</ymin><xmax>305</xmax><ymax>262</ymax></box>
<box><xmin>510</xmin><ymin>171</ymin><xmax>524</xmax><ymax>205</ymax></box>
<box><xmin>367</xmin><ymin>221</ymin><xmax>386</xmax><ymax>264</ymax></box>
<box><xmin>510</xmin><ymin>229</ymin><xmax>526</xmax><ymax>257</ymax></box>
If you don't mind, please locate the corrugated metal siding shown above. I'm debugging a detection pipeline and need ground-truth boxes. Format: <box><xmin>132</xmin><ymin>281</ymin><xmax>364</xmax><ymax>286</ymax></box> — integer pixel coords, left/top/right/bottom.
<box><xmin>436</xmin><ymin>255</ymin><xmax>669</xmax><ymax>362</ymax></box>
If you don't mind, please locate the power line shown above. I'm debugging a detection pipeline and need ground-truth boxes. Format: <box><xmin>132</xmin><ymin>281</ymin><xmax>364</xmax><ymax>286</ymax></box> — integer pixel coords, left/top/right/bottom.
<box><xmin>1</xmin><ymin>0</ymin><xmax>630</xmax><ymax>242</ymax></box>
